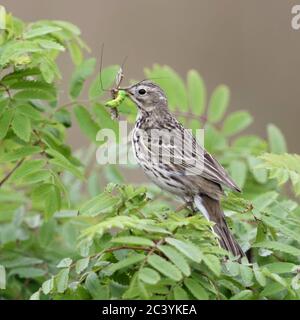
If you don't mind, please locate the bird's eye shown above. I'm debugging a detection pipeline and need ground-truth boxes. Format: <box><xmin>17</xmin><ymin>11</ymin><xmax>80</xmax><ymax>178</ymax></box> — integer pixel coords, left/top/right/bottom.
<box><xmin>138</xmin><ymin>88</ymin><xmax>146</xmax><ymax>95</ymax></box>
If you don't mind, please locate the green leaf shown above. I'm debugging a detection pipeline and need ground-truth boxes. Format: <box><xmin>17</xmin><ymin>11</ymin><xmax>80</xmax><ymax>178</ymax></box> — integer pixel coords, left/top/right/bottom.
<box><xmin>29</xmin><ymin>290</ymin><xmax>40</xmax><ymax>300</ymax></box>
<box><xmin>9</xmin><ymin>159</ymin><xmax>45</xmax><ymax>182</ymax></box>
<box><xmin>74</xmin><ymin>105</ymin><xmax>100</xmax><ymax>142</ymax></box>
<box><xmin>11</xmin><ymin>112</ymin><xmax>31</xmax><ymax>142</ymax></box>
<box><xmin>187</xmin><ymin>70</ymin><xmax>206</xmax><ymax>115</ymax></box>
<box><xmin>267</xmin><ymin>124</ymin><xmax>287</xmax><ymax>154</ymax></box>
<box><xmin>106</xmin><ymin>254</ymin><xmax>145</xmax><ymax>274</ymax></box>
<box><xmin>0</xmin><ymin>108</ymin><xmax>14</xmax><ymax>139</ymax></box>
<box><xmin>31</xmin><ymin>183</ymin><xmax>61</xmax><ymax>218</ymax></box>
<box><xmin>264</xmin><ymin>262</ymin><xmax>295</xmax><ymax>274</ymax></box>
<box><xmin>158</xmin><ymin>245</ymin><xmax>191</xmax><ymax>276</ymax></box>
<box><xmin>67</xmin><ymin>41</ymin><xmax>83</xmax><ymax>65</ymax></box>
<box><xmin>57</xmin><ymin>258</ymin><xmax>72</xmax><ymax>268</ymax></box>
<box><xmin>69</xmin><ymin>58</ymin><xmax>96</xmax><ymax>99</ymax></box>
<box><xmin>184</xmin><ymin>278</ymin><xmax>209</xmax><ymax>300</ymax></box>
<box><xmin>223</xmin><ymin>111</ymin><xmax>253</xmax><ymax>136</ymax></box>
<box><xmin>9</xmin><ymin>267</ymin><xmax>46</xmax><ymax>278</ymax></box>
<box><xmin>230</xmin><ymin>290</ymin><xmax>253</xmax><ymax>300</ymax></box>
<box><xmin>139</xmin><ymin>268</ymin><xmax>161</xmax><ymax>285</ymax></box>
<box><xmin>253</xmin><ymin>241</ymin><xmax>300</xmax><ymax>257</ymax></box>
<box><xmin>111</xmin><ymin>236</ymin><xmax>154</xmax><ymax>247</ymax></box>
<box><xmin>54</xmin><ymin>108</ymin><xmax>71</xmax><ymax>127</ymax></box>
<box><xmin>36</xmin><ymin>39</ymin><xmax>65</xmax><ymax>51</ymax></box>
<box><xmin>23</xmin><ymin>26</ymin><xmax>62</xmax><ymax>39</ymax></box>
<box><xmin>0</xmin><ymin>146</ymin><xmax>41</xmax><ymax>162</ymax></box>
<box><xmin>229</xmin><ymin>160</ymin><xmax>247</xmax><ymax>189</ymax></box>
<box><xmin>14</xmin><ymin>89</ymin><xmax>55</xmax><ymax>100</ymax></box>
<box><xmin>247</xmin><ymin>156</ymin><xmax>267</xmax><ymax>184</ymax></box>
<box><xmin>253</xmin><ymin>263</ymin><xmax>266</xmax><ymax>286</ymax></box>
<box><xmin>208</xmin><ymin>85</ymin><xmax>230</xmax><ymax>123</ymax></box>
<box><xmin>173</xmin><ymin>286</ymin><xmax>189</xmax><ymax>300</ymax></box>
<box><xmin>165</xmin><ymin>238</ymin><xmax>203</xmax><ymax>263</ymax></box>
<box><xmin>202</xmin><ymin>254</ymin><xmax>221</xmax><ymax>277</ymax></box>
<box><xmin>239</xmin><ymin>264</ymin><xmax>254</xmax><ymax>287</ymax></box>
<box><xmin>147</xmin><ymin>254</ymin><xmax>182</xmax><ymax>281</ymax></box>
<box><xmin>85</xmin><ymin>272</ymin><xmax>109</xmax><ymax>299</ymax></box>
<box><xmin>0</xmin><ymin>5</ymin><xmax>6</xmax><ymax>30</ymax></box>
<box><xmin>55</xmin><ymin>267</ymin><xmax>69</xmax><ymax>293</ymax></box>
<box><xmin>46</xmin><ymin>148</ymin><xmax>83</xmax><ymax>179</ymax></box>
<box><xmin>16</xmin><ymin>104</ymin><xmax>42</xmax><ymax>120</ymax></box>
<box><xmin>88</xmin><ymin>65</ymin><xmax>120</xmax><ymax>100</ymax></box>
<box><xmin>75</xmin><ymin>257</ymin><xmax>90</xmax><ymax>274</ymax></box>
<box><xmin>0</xmin><ymin>265</ymin><xmax>6</xmax><ymax>289</ymax></box>
<box><xmin>79</xmin><ymin>191</ymin><xmax>120</xmax><ymax>216</ymax></box>
<box><xmin>42</xmin><ymin>277</ymin><xmax>54</xmax><ymax>295</ymax></box>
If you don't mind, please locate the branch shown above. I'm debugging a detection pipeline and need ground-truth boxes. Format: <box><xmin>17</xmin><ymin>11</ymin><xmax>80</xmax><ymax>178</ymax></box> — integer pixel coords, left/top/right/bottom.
<box><xmin>104</xmin><ymin>245</ymin><xmax>152</xmax><ymax>253</ymax></box>
<box><xmin>0</xmin><ymin>158</ymin><xmax>25</xmax><ymax>188</ymax></box>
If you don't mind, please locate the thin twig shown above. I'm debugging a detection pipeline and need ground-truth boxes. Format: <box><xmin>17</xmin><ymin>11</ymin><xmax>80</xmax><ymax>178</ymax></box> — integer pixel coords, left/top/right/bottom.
<box><xmin>104</xmin><ymin>245</ymin><xmax>152</xmax><ymax>253</ymax></box>
<box><xmin>0</xmin><ymin>158</ymin><xmax>25</xmax><ymax>188</ymax></box>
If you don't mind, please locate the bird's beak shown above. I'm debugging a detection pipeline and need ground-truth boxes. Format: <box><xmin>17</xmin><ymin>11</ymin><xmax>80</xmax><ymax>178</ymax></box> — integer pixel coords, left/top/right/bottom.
<box><xmin>122</xmin><ymin>86</ymin><xmax>133</xmax><ymax>96</ymax></box>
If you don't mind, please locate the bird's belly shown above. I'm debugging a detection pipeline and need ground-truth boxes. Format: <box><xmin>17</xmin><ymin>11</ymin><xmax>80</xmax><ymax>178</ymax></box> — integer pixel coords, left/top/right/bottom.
<box><xmin>132</xmin><ymin>134</ymin><xmax>186</xmax><ymax>197</ymax></box>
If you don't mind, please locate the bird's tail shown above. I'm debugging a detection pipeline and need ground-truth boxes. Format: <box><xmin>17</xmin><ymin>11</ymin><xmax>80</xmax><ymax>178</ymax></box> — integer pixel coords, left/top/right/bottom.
<box><xmin>194</xmin><ymin>194</ymin><xmax>244</xmax><ymax>260</ymax></box>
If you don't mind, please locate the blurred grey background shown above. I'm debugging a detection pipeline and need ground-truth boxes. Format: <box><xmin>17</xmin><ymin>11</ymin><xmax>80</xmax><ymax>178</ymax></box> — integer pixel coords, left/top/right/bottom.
<box><xmin>3</xmin><ymin>0</ymin><xmax>300</xmax><ymax>152</ymax></box>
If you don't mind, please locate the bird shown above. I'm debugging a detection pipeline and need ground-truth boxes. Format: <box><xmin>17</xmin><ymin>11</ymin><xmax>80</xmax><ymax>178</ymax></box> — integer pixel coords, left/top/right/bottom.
<box><xmin>124</xmin><ymin>80</ymin><xmax>245</xmax><ymax>259</ymax></box>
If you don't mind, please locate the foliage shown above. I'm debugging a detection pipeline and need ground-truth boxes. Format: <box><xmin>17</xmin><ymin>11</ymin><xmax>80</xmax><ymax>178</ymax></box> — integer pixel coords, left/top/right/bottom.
<box><xmin>1</xmin><ymin>7</ymin><xmax>300</xmax><ymax>300</ymax></box>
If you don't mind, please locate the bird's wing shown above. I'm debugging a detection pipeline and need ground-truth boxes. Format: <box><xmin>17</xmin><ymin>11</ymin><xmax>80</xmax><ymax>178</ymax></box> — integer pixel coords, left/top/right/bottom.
<box><xmin>138</xmin><ymin>123</ymin><xmax>240</xmax><ymax>192</ymax></box>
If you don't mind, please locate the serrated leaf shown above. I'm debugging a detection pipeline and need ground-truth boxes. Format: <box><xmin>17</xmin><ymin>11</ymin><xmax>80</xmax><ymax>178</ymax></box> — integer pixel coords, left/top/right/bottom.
<box><xmin>264</xmin><ymin>262</ymin><xmax>295</xmax><ymax>274</ymax></box>
<box><xmin>173</xmin><ymin>286</ymin><xmax>189</xmax><ymax>300</ymax></box>
<box><xmin>46</xmin><ymin>148</ymin><xmax>83</xmax><ymax>179</ymax></box>
<box><xmin>36</xmin><ymin>39</ymin><xmax>65</xmax><ymax>51</ymax></box>
<box><xmin>14</xmin><ymin>89</ymin><xmax>55</xmax><ymax>100</ymax></box>
<box><xmin>187</xmin><ymin>70</ymin><xmax>206</xmax><ymax>115</ymax></box>
<box><xmin>202</xmin><ymin>254</ymin><xmax>221</xmax><ymax>277</ymax></box>
<box><xmin>69</xmin><ymin>58</ymin><xmax>96</xmax><ymax>99</ymax></box>
<box><xmin>223</xmin><ymin>111</ymin><xmax>253</xmax><ymax>136</ymax></box>
<box><xmin>111</xmin><ymin>236</ymin><xmax>154</xmax><ymax>247</ymax></box>
<box><xmin>158</xmin><ymin>245</ymin><xmax>191</xmax><ymax>276</ymax></box>
<box><xmin>184</xmin><ymin>278</ymin><xmax>208</xmax><ymax>300</ymax></box>
<box><xmin>253</xmin><ymin>241</ymin><xmax>300</xmax><ymax>257</ymax></box>
<box><xmin>75</xmin><ymin>257</ymin><xmax>90</xmax><ymax>274</ymax></box>
<box><xmin>16</xmin><ymin>104</ymin><xmax>42</xmax><ymax>120</ymax></box>
<box><xmin>229</xmin><ymin>160</ymin><xmax>247</xmax><ymax>189</ymax></box>
<box><xmin>147</xmin><ymin>254</ymin><xmax>182</xmax><ymax>281</ymax></box>
<box><xmin>0</xmin><ymin>146</ymin><xmax>41</xmax><ymax>162</ymax></box>
<box><xmin>24</xmin><ymin>26</ymin><xmax>62</xmax><ymax>39</ymax></box>
<box><xmin>253</xmin><ymin>263</ymin><xmax>266</xmax><ymax>287</ymax></box>
<box><xmin>165</xmin><ymin>238</ymin><xmax>203</xmax><ymax>263</ymax></box>
<box><xmin>85</xmin><ymin>272</ymin><xmax>109</xmax><ymax>299</ymax></box>
<box><xmin>9</xmin><ymin>159</ymin><xmax>45</xmax><ymax>182</ymax></box>
<box><xmin>139</xmin><ymin>268</ymin><xmax>161</xmax><ymax>285</ymax></box>
<box><xmin>67</xmin><ymin>41</ymin><xmax>83</xmax><ymax>65</ymax></box>
<box><xmin>57</xmin><ymin>258</ymin><xmax>72</xmax><ymax>268</ymax></box>
<box><xmin>106</xmin><ymin>254</ymin><xmax>145</xmax><ymax>274</ymax></box>
<box><xmin>55</xmin><ymin>267</ymin><xmax>69</xmax><ymax>293</ymax></box>
<box><xmin>42</xmin><ymin>277</ymin><xmax>54</xmax><ymax>295</ymax></box>
<box><xmin>208</xmin><ymin>85</ymin><xmax>230</xmax><ymax>123</ymax></box>
<box><xmin>79</xmin><ymin>191</ymin><xmax>120</xmax><ymax>216</ymax></box>
<box><xmin>11</xmin><ymin>112</ymin><xmax>31</xmax><ymax>142</ymax></box>
<box><xmin>0</xmin><ymin>265</ymin><xmax>6</xmax><ymax>289</ymax></box>
<box><xmin>74</xmin><ymin>105</ymin><xmax>100</xmax><ymax>142</ymax></box>
<box><xmin>0</xmin><ymin>108</ymin><xmax>14</xmax><ymax>139</ymax></box>
<box><xmin>230</xmin><ymin>290</ymin><xmax>253</xmax><ymax>300</ymax></box>
<box><xmin>267</xmin><ymin>124</ymin><xmax>287</xmax><ymax>154</ymax></box>
<box><xmin>9</xmin><ymin>267</ymin><xmax>46</xmax><ymax>278</ymax></box>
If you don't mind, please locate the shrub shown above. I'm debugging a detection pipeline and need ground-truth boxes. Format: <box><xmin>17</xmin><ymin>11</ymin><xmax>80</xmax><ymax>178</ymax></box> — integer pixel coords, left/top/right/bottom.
<box><xmin>0</xmin><ymin>6</ymin><xmax>300</xmax><ymax>300</ymax></box>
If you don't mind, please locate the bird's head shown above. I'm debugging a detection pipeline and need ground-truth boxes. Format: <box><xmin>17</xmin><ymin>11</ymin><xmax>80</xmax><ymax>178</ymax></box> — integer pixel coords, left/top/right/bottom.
<box><xmin>124</xmin><ymin>80</ymin><xmax>168</xmax><ymax>112</ymax></box>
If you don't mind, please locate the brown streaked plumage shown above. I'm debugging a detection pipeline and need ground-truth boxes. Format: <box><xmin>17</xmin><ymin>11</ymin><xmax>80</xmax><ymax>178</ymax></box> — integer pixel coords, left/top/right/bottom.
<box><xmin>125</xmin><ymin>80</ymin><xmax>244</xmax><ymax>259</ymax></box>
